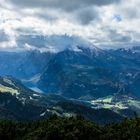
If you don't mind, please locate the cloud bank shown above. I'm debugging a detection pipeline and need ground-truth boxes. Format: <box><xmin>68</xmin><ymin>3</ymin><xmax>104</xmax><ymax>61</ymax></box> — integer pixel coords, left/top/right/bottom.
<box><xmin>0</xmin><ymin>0</ymin><xmax>140</xmax><ymax>50</ymax></box>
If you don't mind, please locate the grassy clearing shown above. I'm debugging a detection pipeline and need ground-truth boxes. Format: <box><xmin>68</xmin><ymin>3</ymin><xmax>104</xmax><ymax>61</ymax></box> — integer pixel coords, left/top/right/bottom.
<box><xmin>0</xmin><ymin>85</ymin><xmax>19</xmax><ymax>95</ymax></box>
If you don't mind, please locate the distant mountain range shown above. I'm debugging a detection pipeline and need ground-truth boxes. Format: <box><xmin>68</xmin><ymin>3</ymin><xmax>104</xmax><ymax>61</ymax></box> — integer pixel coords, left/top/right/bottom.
<box><xmin>0</xmin><ymin>45</ymin><xmax>139</xmax><ymax>99</ymax></box>
<box><xmin>37</xmin><ymin>46</ymin><xmax>140</xmax><ymax>99</ymax></box>
<box><xmin>0</xmin><ymin>35</ymin><xmax>139</xmax><ymax>123</ymax></box>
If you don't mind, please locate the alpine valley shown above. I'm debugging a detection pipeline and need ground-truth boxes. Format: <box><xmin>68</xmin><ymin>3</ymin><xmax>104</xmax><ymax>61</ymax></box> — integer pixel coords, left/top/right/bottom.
<box><xmin>0</xmin><ymin>35</ymin><xmax>140</xmax><ymax>124</ymax></box>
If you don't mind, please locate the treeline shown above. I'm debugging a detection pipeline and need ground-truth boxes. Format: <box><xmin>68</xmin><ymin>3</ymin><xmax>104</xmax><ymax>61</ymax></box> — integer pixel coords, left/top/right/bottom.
<box><xmin>0</xmin><ymin>115</ymin><xmax>140</xmax><ymax>140</ymax></box>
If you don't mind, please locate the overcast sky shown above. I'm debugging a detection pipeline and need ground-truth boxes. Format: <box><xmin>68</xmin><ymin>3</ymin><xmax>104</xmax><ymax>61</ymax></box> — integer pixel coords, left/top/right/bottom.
<box><xmin>0</xmin><ymin>0</ymin><xmax>140</xmax><ymax>50</ymax></box>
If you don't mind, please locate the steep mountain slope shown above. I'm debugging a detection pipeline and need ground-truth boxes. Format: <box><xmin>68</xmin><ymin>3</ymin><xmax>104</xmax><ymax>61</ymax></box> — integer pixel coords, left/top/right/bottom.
<box><xmin>0</xmin><ymin>50</ymin><xmax>54</xmax><ymax>79</ymax></box>
<box><xmin>38</xmin><ymin>46</ymin><xmax>140</xmax><ymax>99</ymax></box>
<box><xmin>0</xmin><ymin>76</ymin><xmax>124</xmax><ymax>123</ymax></box>
<box><xmin>0</xmin><ymin>76</ymin><xmax>51</xmax><ymax>120</ymax></box>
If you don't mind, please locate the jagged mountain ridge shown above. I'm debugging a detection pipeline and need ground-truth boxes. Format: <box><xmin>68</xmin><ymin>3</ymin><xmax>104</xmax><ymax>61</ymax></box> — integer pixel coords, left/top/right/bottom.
<box><xmin>0</xmin><ymin>35</ymin><xmax>139</xmax><ymax>100</ymax></box>
<box><xmin>38</xmin><ymin>46</ymin><xmax>140</xmax><ymax>99</ymax></box>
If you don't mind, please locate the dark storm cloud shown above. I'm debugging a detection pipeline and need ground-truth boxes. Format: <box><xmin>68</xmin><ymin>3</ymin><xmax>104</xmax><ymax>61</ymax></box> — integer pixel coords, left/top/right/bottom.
<box><xmin>0</xmin><ymin>30</ymin><xmax>9</xmax><ymax>42</ymax></box>
<box><xmin>6</xmin><ymin>0</ymin><xmax>121</xmax><ymax>25</ymax></box>
<box><xmin>8</xmin><ymin>0</ymin><xmax>121</xmax><ymax>12</ymax></box>
<box><xmin>107</xmin><ymin>29</ymin><xmax>132</xmax><ymax>43</ymax></box>
<box><xmin>75</xmin><ymin>7</ymin><xmax>100</xmax><ymax>25</ymax></box>
<box><xmin>36</xmin><ymin>12</ymin><xmax>58</xmax><ymax>22</ymax></box>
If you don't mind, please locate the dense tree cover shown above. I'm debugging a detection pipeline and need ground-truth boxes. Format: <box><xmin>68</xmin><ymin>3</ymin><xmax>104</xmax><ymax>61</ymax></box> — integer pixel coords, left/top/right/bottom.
<box><xmin>0</xmin><ymin>115</ymin><xmax>140</xmax><ymax>140</ymax></box>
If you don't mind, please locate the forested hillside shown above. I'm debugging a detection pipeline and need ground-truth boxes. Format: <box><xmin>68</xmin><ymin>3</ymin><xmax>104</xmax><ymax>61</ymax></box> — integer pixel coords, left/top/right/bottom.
<box><xmin>0</xmin><ymin>116</ymin><xmax>140</xmax><ymax>140</ymax></box>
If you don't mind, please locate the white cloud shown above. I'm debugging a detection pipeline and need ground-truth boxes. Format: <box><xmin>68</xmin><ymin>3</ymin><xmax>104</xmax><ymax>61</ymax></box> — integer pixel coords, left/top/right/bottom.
<box><xmin>0</xmin><ymin>0</ymin><xmax>139</xmax><ymax>50</ymax></box>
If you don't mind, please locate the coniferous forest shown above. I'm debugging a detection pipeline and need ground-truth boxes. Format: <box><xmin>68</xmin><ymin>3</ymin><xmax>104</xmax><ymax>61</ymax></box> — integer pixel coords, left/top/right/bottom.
<box><xmin>0</xmin><ymin>116</ymin><xmax>140</xmax><ymax>140</ymax></box>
